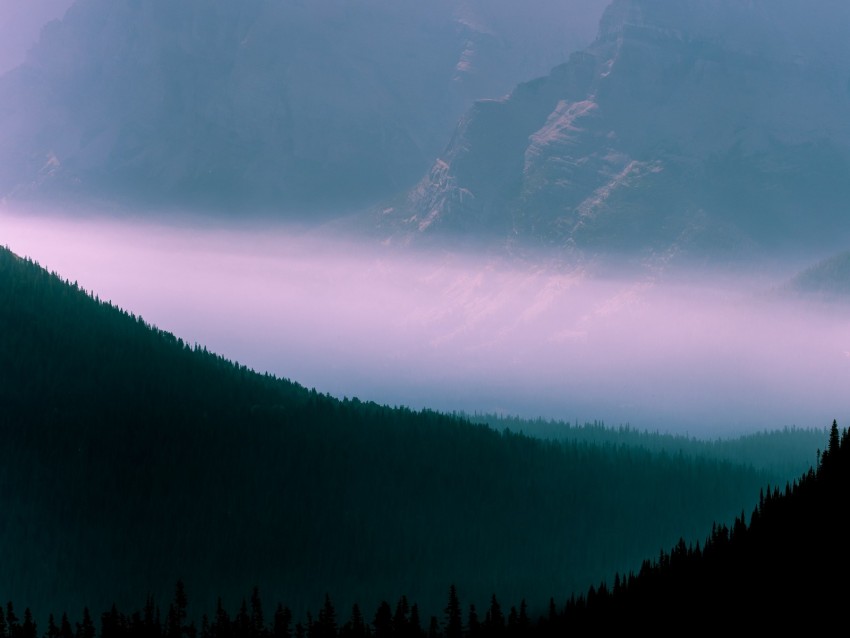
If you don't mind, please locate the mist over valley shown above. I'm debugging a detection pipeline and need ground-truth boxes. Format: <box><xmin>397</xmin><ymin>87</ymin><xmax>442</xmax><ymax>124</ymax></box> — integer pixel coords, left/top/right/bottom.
<box><xmin>3</xmin><ymin>206</ymin><xmax>846</xmax><ymax>438</ymax></box>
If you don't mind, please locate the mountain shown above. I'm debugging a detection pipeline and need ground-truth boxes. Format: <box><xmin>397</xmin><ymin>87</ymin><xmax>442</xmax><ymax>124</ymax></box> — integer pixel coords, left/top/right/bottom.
<box><xmin>0</xmin><ymin>0</ymin><xmax>609</xmax><ymax>213</ymax></box>
<box><xmin>0</xmin><ymin>244</ymin><xmax>807</xmax><ymax>623</ymax></box>
<box><xmin>783</xmin><ymin>251</ymin><xmax>850</xmax><ymax>300</ymax></box>
<box><xmin>387</xmin><ymin>0</ymin><xmax>850</xmax><ymax>262</ymax></box>
<box><xmin>469</xmin><ymin>413</ymin><xmax>825</xmax><ymax>479</ymax></box>
<box><xmin>0</xmin><ymin>0</ymin><xmax>74</xmax><ymax>74</ymax></box>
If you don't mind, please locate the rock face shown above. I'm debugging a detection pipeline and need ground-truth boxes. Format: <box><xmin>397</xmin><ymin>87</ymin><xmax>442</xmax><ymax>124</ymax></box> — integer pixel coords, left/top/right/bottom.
<box><xmin>0</xmin><ymin>0</ymin><xmax>74</xmax><ymax>74</ymax></box>
<box><xmin>395</xmin><ymin>0</ymin><xmax>850</xmax><ymax>259</ymax></box>
<box><xmin>0</xmin><ymin>0</ymin><xmax>608</xmax><ymax>212</ymax></box>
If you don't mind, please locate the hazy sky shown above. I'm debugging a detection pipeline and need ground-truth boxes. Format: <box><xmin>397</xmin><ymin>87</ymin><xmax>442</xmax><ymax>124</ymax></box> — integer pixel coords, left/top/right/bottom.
<box><xmin>0</xmin><ymin>0</ymin><xmax>73</xmax><ymax>74</ymax></box>
<box><xmin>3</xmin><ymin>207</ymin><xmax>848</xmax><ymax>439</ymax></box>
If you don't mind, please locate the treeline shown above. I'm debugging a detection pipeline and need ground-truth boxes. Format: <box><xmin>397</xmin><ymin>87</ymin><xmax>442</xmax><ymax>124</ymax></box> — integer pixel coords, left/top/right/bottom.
<box><xmin>0</xmin><ymin>583</ymin><xmax>536</xmax><ymax>638</ymax></box>
<box><xmin>0</xmin><ymin>245</ymin><xmax>822</xmax><ymax>624</ymax></box>
<box><xmin>5</xmin><ymin>421</ymin><xmax>841</xmax><ymax>636</ymax></box>
<box><xmin>466</xmin><ymin>413</ymin><xmax>825</xmax><ymax>477</ymax></box>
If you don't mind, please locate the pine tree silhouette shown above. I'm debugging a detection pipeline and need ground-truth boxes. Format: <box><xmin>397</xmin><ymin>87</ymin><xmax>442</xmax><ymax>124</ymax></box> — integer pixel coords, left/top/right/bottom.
<box><xmin>248</xmin><ymin>589</ymin><xmax>264</xmax><ymax>638</ymax></box>
<box><xmin>443</xmin><ymin>586</ymin><xmax>461</xmax><ymax>638</ymax></box>
<box><xmin>75</xmin><ymin>609</ymin><xmax>95</xmax><ymax>638</ymax></box>
<box><xmin>372</xmin><ymin>602</ymin><xmax>392</xmax><ymax>638</ymax></box>
<box><xmin>466</xmin><ymin>605</ymin><xmax>480</xmax><ymax>638</ymax></box>
<box><xmin>272</xmin><ymin>605</ymin><xmax>292</xmax><ymax>638</ymax></box>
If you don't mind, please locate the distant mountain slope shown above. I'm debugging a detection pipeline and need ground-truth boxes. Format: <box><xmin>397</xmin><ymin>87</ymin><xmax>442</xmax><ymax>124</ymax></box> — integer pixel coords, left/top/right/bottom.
<box><xmin>469</xmin><ymin>413</ymin><xmax>825</xmax><ymax>478</ymax></box>
<box><xmin>388</xmin><ymin>0</ymin><xmax>850</xmax><ymax>260</ymax></box>
<box><xmin>0</xmin><ymin>245</ymin><xmax>803</xmax><ymax>622</ymax></box>
<box><xmin>0</xmin><ymin>0</ymin><xmax>73</xmax><ymax>74</ymax></box>
<box><xmin>783</xmin><ymin>251</ymin><xmax>850</xmax><ymax>300</ymax></box>
<box><xmin>0</xmin><ymin>0</ymin><xmax>608</xmax><ymax>212</ymax></box>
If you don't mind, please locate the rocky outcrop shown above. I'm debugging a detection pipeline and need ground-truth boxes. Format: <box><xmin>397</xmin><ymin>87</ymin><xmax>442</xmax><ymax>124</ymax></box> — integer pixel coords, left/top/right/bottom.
<box><xmin>0</xmin><ymin>0</ymin><xmax>609</xmax><ymax>213</ymax></box>
<box><xmin>395</xmin><ymin>0</ymin><xmax>850</xmax><ymax>259</ymax></box>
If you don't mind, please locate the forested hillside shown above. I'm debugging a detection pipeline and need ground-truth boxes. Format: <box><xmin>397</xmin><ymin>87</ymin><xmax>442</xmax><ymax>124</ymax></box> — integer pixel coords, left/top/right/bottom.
<box><xmin>468</xmin><ymin>413</ymin><xmax>824</xmax><ymax>478</ymax></box>
<box><xmin>546</xmin><ymin>419</ymin><xmax>849</xmax><ymax>632</ymax></box>
<box><xmin>0</xmin><ymin>245</ymin><xmax>814</xmax><ymax>624</ymax></box>
<box><xmin>0</xmin><ymin>423</ymin><xmax>835</xmax><ymax>636</ymax></box>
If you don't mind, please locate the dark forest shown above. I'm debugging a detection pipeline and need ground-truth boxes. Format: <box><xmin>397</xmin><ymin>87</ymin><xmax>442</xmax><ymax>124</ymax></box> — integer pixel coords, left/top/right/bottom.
<box><xmin>0</xmin><ymin>244</ymin><xmax>841</xmax><ymax>634</ymax></box>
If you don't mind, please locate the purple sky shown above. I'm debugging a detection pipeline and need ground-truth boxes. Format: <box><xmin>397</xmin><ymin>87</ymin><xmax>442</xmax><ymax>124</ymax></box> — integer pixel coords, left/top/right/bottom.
<box><xmin>3</xmin><ymin>206</ymin><xmax>848</xmax><ymax>438</ymax></box>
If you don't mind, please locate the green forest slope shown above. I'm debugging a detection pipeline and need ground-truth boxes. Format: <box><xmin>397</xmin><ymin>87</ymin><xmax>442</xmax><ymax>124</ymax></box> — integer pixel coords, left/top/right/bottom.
<box><xmin>0</xmin><ymin>245</ymin><xmax>818</xmax><ymax>624</ymax></box>
<box><xmin>468</xmin><ymin>413</ymin><xmax>824</xmax><ymax>478</ymax></box>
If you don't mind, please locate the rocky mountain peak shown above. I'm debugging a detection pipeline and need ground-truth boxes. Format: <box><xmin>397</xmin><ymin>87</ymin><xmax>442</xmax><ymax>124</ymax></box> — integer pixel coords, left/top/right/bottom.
<box><xmin>387</xmin><ymin>0</ymin><xmax>850</xmax><ymax>262</ymax></box>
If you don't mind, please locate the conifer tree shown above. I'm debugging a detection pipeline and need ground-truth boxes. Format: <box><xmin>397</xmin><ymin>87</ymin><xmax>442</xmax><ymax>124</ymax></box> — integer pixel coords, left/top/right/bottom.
<box><xmin>101</xmin><ymin>604</ymin><xmax>124</xmax><ymax>638</ymax></box>
<box><xmin>20</xmin><ymin>610</ymin><xmax>36</xmax><ymax>638</ymax></box>
<box><xmin>59</xmin><ymin>615</ymin><xmax>73</xmax><ymax>638</ymax></box>
<box><xmin>549</xmin><ymin>596</ymin><xmax>558</xmax><ymax>631</ymax></box>
<box><xmin>6</xmin><ymin>604</ymin><xmax>18</xmax><ymax>638</ymax></box>
<box><xmin>443</xmin><ymin>586</ymin><xmax>462</xmax><ymax>638</ymax></box>
<box><xmin>485</xmin><ymin>596</ymin><xmax>504</xmax><ymax>635</ymax></box>
<box><xmin>46</xmin><ymin>614</ymin><xmax>59</xmax><ymax>638</ymax></box>
<box><xmin>315</xmin><ymin>594</ymin><xmax>337</xmax><ymax>638</ymax></box>
<box><xmin>143</xmin><ymin>597</ymin><xmax>159</xmax><ymax>638</ymax></box>
<box><xmin>517</xmin><ymin>601</ymin><xmax>528</xmax><ymax>634</ymax></box>
<box><xmin>76</xmin><ymin>609</ymin><xmax>95</xmax><ymax>638</ymax></box>
<box><xmin>392</xmin><ymin>597</ymin><xmax>409</xmax><ymax>636</ymax></box>
<box><xmin>466</xmin><ymin>605</ymin><xmax>480</xmax><ymax>638</ymax></box>
<box><xmin>273</xmin><ymin>605</ymin><xmax>292</xmax><ymax>638</ymax></box>
<box><xmin>166</xmin><ymin>582</ymin><xmax>190</xmax><ymax>638</ymax></box>
<box><xmin>825</xmin><ymin>420</ymin><xmax>840</xmax><ymax>465</ymax></box>
<box><xmin>250</xmin><ymin>588</ymin><xmax>265</xmax><ymax>638</ymax></box>
<box><xmin>339</xmin><ymin>605</ymin><xmax>365</xmax><ymax>638</ymax></box>
<box><xmin>408</xmin><ymin>605</ymin><xmax>422</xmax><ymax>638</ymax></box>
<box><xmin>372</xmin><ymin>603</ymin><xmax>392</xmax><ymax>638</ymax></box>
<box><xmin>505</xmin><ymin>607</ymin><xmax>517</xmax><ymax>635</ymax></box>
<box><xmin>214</xmin><ymin>598</ymin><xmax>231</xmax><ymax>638</ymax></box>
<box><xmin>166</xmin><ymin>606</ymin><xmax>180</xmax><ymax>638</ymax></box>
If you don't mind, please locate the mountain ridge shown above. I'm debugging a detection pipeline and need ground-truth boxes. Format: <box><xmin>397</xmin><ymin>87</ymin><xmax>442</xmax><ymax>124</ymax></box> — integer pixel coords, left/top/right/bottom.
<box><xmin>387</xmin><ymin>0</ymin><xmax>850</xmax><ymax>261</ymax></box>
<box><xmin>0</xmin><ymin>0</ymin><xmax>609</xmax><ymax>213</ymax></box>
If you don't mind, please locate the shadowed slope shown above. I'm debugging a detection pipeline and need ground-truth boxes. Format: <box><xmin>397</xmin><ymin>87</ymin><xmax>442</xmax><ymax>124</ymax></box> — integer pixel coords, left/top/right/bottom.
<box><xmin>0</xmin><ymin>245</ymin><xmax>802</xmax><ymax>622</ymax></box>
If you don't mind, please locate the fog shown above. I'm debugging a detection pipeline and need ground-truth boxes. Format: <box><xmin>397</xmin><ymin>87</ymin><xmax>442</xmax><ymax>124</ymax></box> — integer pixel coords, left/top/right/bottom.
<box><xmin>3</xmin><ymin>208</ymin><xmax>848</xmax><ymax>439</ymax></box>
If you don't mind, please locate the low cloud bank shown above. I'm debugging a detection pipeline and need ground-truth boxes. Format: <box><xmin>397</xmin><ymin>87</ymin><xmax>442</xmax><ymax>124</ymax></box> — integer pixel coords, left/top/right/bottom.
<box><xmin>3</xmin><ymin>207</ymin><xmax>847</xmax><ymax>438</ymax></box>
